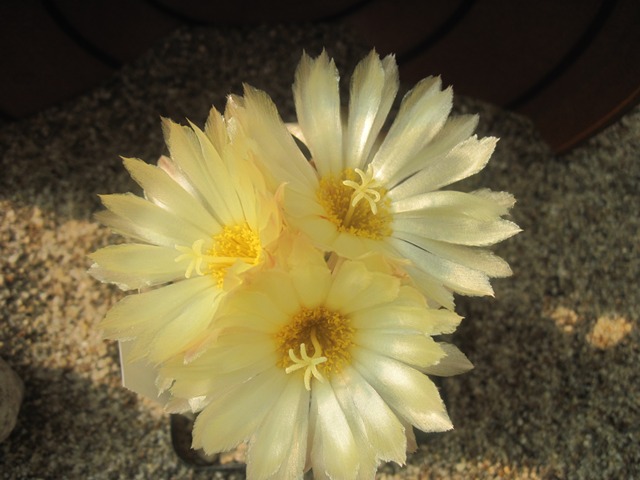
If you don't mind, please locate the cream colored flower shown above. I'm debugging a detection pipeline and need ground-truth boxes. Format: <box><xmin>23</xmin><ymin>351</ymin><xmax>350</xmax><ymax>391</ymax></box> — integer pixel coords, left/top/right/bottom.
<box><xmin>164</xmin><ymin>247</ymin><xmax>472</xmax><ymax>479</ymax></box>
<box><xmin>232</xmin><ymin>50</ymin><xmax>520</xmax><ymax>309</ymax></box>
<box><xmin>89</xmin><ymin>107</ymin><xmax>281</xmax><ymax>365</ymax></box>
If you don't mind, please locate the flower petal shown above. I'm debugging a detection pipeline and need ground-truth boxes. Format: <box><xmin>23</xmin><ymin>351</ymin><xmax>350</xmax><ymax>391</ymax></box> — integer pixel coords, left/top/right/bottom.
<box><xmin>186</xmin><ymin>120</ymin><xmax>248</xmax><ymax>223</ymax></box>
<box><xmin>355</xmin><ymin>330</ymin><xmax>445</xmax><ymax>369</ymax></box>
<box><xmin>122</xmin><ymin>157</ymin><xmax>220</xmax><ymax>233</ymax></box>
<box><xmin>100</xmin><ymin>275</ymin><xmax>217</xmax><ymax>340</ymax></box>
<box><xmin>240</xmin><ymin>86</ymin><xmax>318</xmax><ymax>191</ymax></box>
<box><xmin>389</xmin><ymin>135</ymin><xmax>497</xmax><ymax>199</ymax></box>
<box><xmin>389</xmin><ymin>236</ymin><xmax>495</xmax><ymax>296</ymax></box>
<box><xmin>326</xmin><ymin>260</ymin><xmax>400</xmax><ymax>314</ymax></box>
<box><xmin>146</xmin><ymin>291</ymin><xmax>221</xmax><ymax>363</ymax></box>
<box><xmin>331</xmin><ymin>366</ymin><xmax>407</xmax><ymax>465</ymax></box>
<box><xmin>401</xmin><ymin>236</ymin><xmax>512</xmax><ymax>278</ymax></box>
<box><xmin>239</xmin><ymin>273</ymin><xmax>304</xmax><ymax>318</ymax></box>
<box><xmin>162</xmin><ymin>118</ymin><xmax>235</xmax><ymax>224</ymax></box>
<box><xmin>402</xmin><ymin>264</ymin><xmax>455</xmax><ymax>310</ymax></box>
<box><xmin>247</xmin><ymin>376</ymin><xmax>309</xmax><ymax>480</ymax></box>
<box><xmin>371</xmin><ymin>76</ymin><xmax>452</xmax><ymax>182</ymax></box>
<box><xmin>311</xmin><ymin>380</ymin><xmax>360</xmax><ymax>479</ymax></box>
<box><xmin>392</xmin><ymin>213</ymin><xmax>521</xmax><ymax>247</ymax></box>
<box><xmin>353</xmin><ymin>348</ymin><xmax>452</xmax><ymax>432</ymax></box>
<box><xmin>99</xmin><ymin>193</ymin><xmax>208</xmax><ymax>247</ymax></box>
<box><xmin>203</xmin><ymin>106</ymin><xmax>229</xmax><ymax>153</ymax></box>
<box><xmin>391</xmin><ymin>189</ymin><xmax>514</xmax><ymax>219</ymax></box>
<box><xmin>264</xmin><ymin>387</ymin><xmax>310</xmax><ymax>480</ymax></box>
<box><xmin>351</xmin><ymin>304</ymin><xmax>429</xmax><ymax>332</ymax></box>
<box><xmin>166</xmin><ymin>349</ymin><xmax>272</xmax><ymax>400</ymax></box>
<box><xmin>351</xmin><ymin>298</ymin><xmax>462</xmax><ymax>335</ymax></box>
<box><xmin>384</xmin><ymin>114</ymin><xmax>479</xmax><ymax>187</ymax></box>
<box><xmin>193</xmin><ymin>367</ymin><xmax>286</xmax><ymax>454</ymax></box>
<box><xmin>293</xmin><ymin>50</ymin><xmax>343</xmax><ymax>177</ymax></box>
<box><xmin>291</xmin><ymin>265</ymin><xmax>332</xmax><ymax>308</ymax></box>
<box><xmin>421</xmin><ymin>343</ymin><xmax>474</xmax><ymax>377</ymax></box>
<box><xmin>345</xmin><ymin>51</ymin><xmax>398</xmax><ymax>170</ymax></box>
<box><xmin>89</xmin><ymin>243</ymin><xmax>186</xmax><ymax>291</ymax></box>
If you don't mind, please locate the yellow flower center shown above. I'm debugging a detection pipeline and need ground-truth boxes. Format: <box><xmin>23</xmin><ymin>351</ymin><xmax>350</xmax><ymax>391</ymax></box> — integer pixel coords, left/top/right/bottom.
<box><xmin>174</xmin><ymin>223</ymin><xmax>261</xmax><ymax>286</ymax></box>
<box><xmin>275</xmin><ymin>306</ymin><xmax>354</xmax><ymax>390</ymax></box>
<box><xmin>317</xmin><ymin>166</ymin><xmax>392</xmax><ymax>240</ymax></box>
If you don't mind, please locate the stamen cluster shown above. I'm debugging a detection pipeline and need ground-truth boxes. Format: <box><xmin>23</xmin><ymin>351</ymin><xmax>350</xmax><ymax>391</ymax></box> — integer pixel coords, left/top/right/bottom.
<box><xmin>317</xmin><ymin>168</ymin><xmax>392</xmax><ymax>240</ymax></box>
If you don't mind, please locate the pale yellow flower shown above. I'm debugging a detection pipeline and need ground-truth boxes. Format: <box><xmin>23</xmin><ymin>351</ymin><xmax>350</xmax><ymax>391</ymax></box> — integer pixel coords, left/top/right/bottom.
<box><xmin>164</xmin><ymin>245</ymin><xmax>472</xmax><ymax>479</ymax></box>
<box><xmin>232</xmin><ymin>50</ymin><xmax>520</xmax><ymax>309</ymax></box>
<box><xmin>89</xmin><ymin>107</ymin><xmax>281</xmax><ymax>365</ymax></box>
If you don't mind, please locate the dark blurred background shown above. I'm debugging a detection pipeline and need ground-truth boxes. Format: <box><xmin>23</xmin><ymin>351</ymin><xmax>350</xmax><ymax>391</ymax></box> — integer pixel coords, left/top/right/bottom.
<box><xmin>1</xmin><ymin>0</ymin><xmax>638</xmax><ymax>152</ymax></box>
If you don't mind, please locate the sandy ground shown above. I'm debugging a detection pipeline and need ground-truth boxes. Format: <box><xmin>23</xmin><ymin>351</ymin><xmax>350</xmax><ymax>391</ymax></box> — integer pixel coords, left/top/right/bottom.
<box><xmin>1</xmin><ymin>23</ymin><xmax>638</xmax><ymax>479</ymax></box>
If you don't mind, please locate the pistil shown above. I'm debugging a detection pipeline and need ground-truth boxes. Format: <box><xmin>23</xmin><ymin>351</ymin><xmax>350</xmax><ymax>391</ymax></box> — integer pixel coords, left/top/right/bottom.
<box><xmin>285</xmin><ymin>329</ymin><xmax>328</xmax><ymax>391</ymax></box>
<box><xmin>342</xmin><ymin>164</ymin><xmax>382</xmax><ymax>227</ymax></box>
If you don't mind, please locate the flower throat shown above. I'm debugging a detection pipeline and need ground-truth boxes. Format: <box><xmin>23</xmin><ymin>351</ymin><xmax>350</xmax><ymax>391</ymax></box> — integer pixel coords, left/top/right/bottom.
<box><xmin>275</xmin><ymin>306</ymin><xmax>354</xmax><ymax>390</ymax></box>
<box><xmin>317</xmin><ymin>166</ymin><xmax>392</xmax><ymax>240</ymax></box>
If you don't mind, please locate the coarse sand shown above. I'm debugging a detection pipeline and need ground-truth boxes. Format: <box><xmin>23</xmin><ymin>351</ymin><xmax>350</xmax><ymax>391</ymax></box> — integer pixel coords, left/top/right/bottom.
<box><xmin>1</xmin><ymin>23</ymin><xmax>638</xmax><ymax>479</ymax></box>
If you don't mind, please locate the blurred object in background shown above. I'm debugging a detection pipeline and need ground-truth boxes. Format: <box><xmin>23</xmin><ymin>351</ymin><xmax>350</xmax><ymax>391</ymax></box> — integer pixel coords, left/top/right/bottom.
<box><xmin>344</xmin><ymin>0</ymin><xmax>640</xmax><ymax>152</ymax></box>
<box><xmin>1</xmin><ymin>0</ymin><xmax>638</xmax><ymax>153</ymax></box>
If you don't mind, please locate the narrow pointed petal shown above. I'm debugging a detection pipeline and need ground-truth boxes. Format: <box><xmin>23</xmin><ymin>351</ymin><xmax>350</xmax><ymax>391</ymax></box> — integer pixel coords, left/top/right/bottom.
<box><xmin>145</xmin><ymin>288</ymin><xmax>223</xmax><ymax>365</ymax></box>
<box><xmin>193</xmin><ymin>367</ymin><xmax>286</xmax><ymax>454</ymax></box>
<box><xmin>389</xmin><ymin>135</ymin><xmax>498</xmax><ymax>199</ymax></box>
<box><xmin>421</xmin><ymin>343</ymin><xmax>474</xmax><ymax>377</ymax></box>
<box><xmin>122</xmin><ymin>157</ymin><xmax>220</xmax><ymax>233</ymax></box>
<box><xmin>393</xmin><ymin>213</ymin><xmax>521</xmax><ymax>247</ymax></box>
<box><xmin>332</xmin><ymin>367</ymin><xmax>407</xmax><ymax>465</ymax></box>
<box><xmin>241</xmin><ymin>85</ymin><xmax>318</xmax><ymax>190</ymax></box>
<box><xmin>293</xmin><ymin>51</ymin><xmax>343</xmax><ymax>176</ymax></box>
<box><xmin>385</xmin><ymin>114</ymin><xmax>479</xmax><ymax>187</ymax></box>
<box><xmin>186</xmin><ymin>121</ymin><xmax>245</xmax><ymax>223</ymax></box>
<box><xmin>167</xmin><ymin>353</ymin><xmax>272</xmax><ymax>401</ymax></box>
<box><xmin>391</xmin><ymin>189</ymin><xmax>514</xmax><ymax>219</ymax></box>
<box><xmin>389</xmin><ymin>236</ymin><xmax>495</xmax><ymax>296</ymax></box>
<box><xmin>472</xmin><ymin>188</ymin><xmax>517</xmax><ymax>209</ymax></box>
<box><xmin>204</xmin><ymin>106</ymin><xmax>229</xmax><ymax>153</ymax></box>
<box><xmin>351</xmin><ymin>304</ymin><xmax>432</xmax><ymax>332</ymax></box>
<box><xmin>99</xmin><ymin>275</ymin><xmax>216</xmax><ymax>337</ymax></box>
<box><xmin>93</xmin><ymin>210</ymin><xmax>150</xmax><ymax>245</ymax></box>
<box><xmin>265</xmin><ymin>394</ymin><xmax>309</xmax><ymax>480</ymax></box>
<box><xmin>355</xmin><ymin>330</ymin><xmax>445</xmax><ymax>369</ymax></box>
<box><xmin>351</xmin><ymin>299</ymin><xmax>462</xmax><ymax>335</ymax></box>
<box><xmin>244</xmin><ymin>273</ymin><xmax>303</xmax><ymax>318</ymax></box>
<box><xmin>399</xmin><ymin>236</ymin><xmax>512</xmax><ymax>278</ymax></box>
<box><xmin>89</xmin><ymin>243</ymin><xmax>185</xmax><ymax>290</ymax></box>
<box><xmin>247</xmin><ymin>377</ymin><xmax>309</xmax><ymax>480</ymax></box>
<box><xmin>422</xmin><ymin>309</ymin><xmax>463</xmax><ymax>335</ymax></box>
<box><xmin>399</xmin><ymin>417</ymin><xmax>418</xmax><ymax>453</ymax></box>
<box><xmin>183</xmin><ymin>331</ymin><xmax>276</xmax><ymax>374</ymax></box>
<box><xmin>363</xmin><ymin>55</ymin><xmax>399</xmax><ymax>164</ymax></box>
<box><xmin>345</xmin><ymin>51</ymin><xmax>396</xmax><ymax>170</ymax></box>
<box><xmin>161</xmin><ymin>118</ymin><xmax>231</xmax><ymax>223</ymax></box>
<box><xmin>402</xmin><ymin>264</ymin><xmax>456</xmax><ymax>310</ymax></box>
<box><xmin>99</xmin><ymin>193</ymin><xmax>209</xmax><ymax>247</ymax></box>
<box><xmin>311</xmin><ymin>380</ymin><xmax>360</xmax><ymax>480</ymax></box>
<box><xmin>371</xmin><ymin>77</ymin><xmax>453</xmax><ymax>182</ymax></box>
<box><xmin>353</xmin><ymin>349</ymin><xmax>453</xmax><ymax>432</ymax></box>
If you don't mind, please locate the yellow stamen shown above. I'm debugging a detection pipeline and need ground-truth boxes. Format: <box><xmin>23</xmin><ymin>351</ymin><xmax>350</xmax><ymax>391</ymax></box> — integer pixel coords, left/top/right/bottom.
<box><xmin>174</xmin><ymin>224</ymin><xmax>261</xmax><ymax>285</ymax></box>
